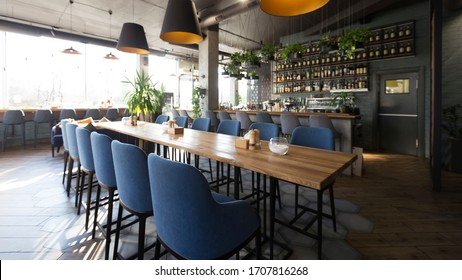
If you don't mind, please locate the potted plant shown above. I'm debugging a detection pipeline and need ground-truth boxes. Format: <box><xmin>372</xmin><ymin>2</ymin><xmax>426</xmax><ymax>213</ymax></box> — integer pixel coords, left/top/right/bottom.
<box><xmin>230</xmin><ymin>52</ymin><xmax>244</xmax><ymax>66</ymax></box>
<box><xmin>123</xmin><ymin>70</ymin><xmax>164</xmax><ymax>123</ymax></box>
<box><xmin>442</xmin><ymin>104</ymin><xmax>462</xmax><ymax>173</ymax></box>
<box><xmin>260</xmin><ymin>42</ymin><xmax>278</xmax><ymax>62</ymax></box>
<box><xmin>280</xmin><ymin>43</ymin><xmax>304</xmax><ymax>62</ymax></box>
<box><xmin>227</xmin><ymin>63</ymin><xmax>242</xmax><ymax>78</ymax></box>
<box><xmin>319</xmin><ymin>32</ymin><xmax>338</xmax><ymax>54</ymax></box>
<box><xmin>338</xmin><ymin>27</ymin><xmax>372</xmax><ymax>58</ymax></box>
<box><xmin>332</xmin><ymin>92</ymin><xmax>358</xmax><ymax>113</ymax></box>
<box><xmin>221</xmin><ymin>64</ymin><xmax>230</xmax><ymax>77</ymax></box>
<box><xmin>246</xmin><ymin>70</ymin><xmax>259</xmax><ymax>80</ymax></box>
<box><xmin>192</xmin><ymin>86</ymin><xmax>205</xmax><ymax>119</ymax></box>
<box><xmin>242</xmin><ymin>50</ymin><xmax>261</xmax><ymax>68</ymax></box>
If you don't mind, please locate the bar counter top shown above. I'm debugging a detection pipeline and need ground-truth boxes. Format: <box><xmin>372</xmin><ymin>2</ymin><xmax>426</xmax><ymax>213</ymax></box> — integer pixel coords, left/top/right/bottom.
<box><xmin>214</xmin><ymin>110</ymin><xmax>360</xmax><ymax>120</ymax></box>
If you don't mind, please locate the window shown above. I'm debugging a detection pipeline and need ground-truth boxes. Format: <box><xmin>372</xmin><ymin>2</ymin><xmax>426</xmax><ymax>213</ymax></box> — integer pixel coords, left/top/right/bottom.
<box><xmin>385</xmin><ymin>79</ymin><xmax>410</xmax><ymax>94</ymax></box>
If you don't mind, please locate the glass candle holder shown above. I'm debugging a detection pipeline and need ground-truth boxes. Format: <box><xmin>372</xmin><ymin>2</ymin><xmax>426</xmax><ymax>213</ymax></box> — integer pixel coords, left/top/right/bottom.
<box><xmin>269</xmin><ymin>137</ymin><xmax>289</xmax><ymax>155</ymax></box>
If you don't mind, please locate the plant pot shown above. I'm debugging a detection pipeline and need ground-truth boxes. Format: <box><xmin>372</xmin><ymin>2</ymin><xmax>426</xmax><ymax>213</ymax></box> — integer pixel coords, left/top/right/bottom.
<box><xmin>262</xmin><ymin>54</ymin><xmax>275</xmax><ymax>62</ymax></box>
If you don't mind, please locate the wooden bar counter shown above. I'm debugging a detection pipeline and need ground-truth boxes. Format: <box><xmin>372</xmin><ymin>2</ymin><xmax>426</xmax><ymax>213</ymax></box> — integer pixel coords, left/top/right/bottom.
<box><xmin>215</xmin><ymin>110</ymin><xmax>360</xmax><ymax>154</ymax></box>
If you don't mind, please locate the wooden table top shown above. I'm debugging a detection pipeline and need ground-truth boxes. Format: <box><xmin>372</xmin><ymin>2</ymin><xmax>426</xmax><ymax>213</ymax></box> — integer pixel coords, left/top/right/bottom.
<box><xmin>97</xmin><ymin>121</ymin><xmax>357</xmax><ymax>191</ymax></box>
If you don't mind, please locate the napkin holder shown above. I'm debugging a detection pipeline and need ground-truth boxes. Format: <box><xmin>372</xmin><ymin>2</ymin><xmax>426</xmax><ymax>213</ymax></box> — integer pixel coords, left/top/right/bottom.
<box><xmin>167</xmin><ymin>120</ymin><xmax>184</xmax><ymax>135</ymax></box>
<box><xmin>235</xmin><ymin>137</ymin><xmax>249</xmax><ymax>149</ymax></box>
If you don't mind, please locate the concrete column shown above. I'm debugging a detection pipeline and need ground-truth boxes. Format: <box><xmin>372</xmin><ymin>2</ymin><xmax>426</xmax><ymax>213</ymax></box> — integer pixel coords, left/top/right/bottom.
<box><xmin>199</xmin><ymin>24</ymin><xmax>219</xmax><ymax>113</ymax></box>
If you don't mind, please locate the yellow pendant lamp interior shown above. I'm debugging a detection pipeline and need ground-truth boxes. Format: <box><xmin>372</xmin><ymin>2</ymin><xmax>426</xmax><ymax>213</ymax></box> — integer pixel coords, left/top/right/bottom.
<box><xmin>260</xmin><ymin>0</ymin><xmax>330</xmax><ymax>16</ymax></box>
<box><xmin>160</xmin><ymin>0</ymin><xmax>203</xmax><ymax>45</ymax></box>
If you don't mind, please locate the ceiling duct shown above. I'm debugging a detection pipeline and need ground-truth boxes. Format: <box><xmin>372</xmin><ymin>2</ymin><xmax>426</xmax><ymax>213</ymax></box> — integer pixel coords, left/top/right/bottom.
<box><xmin>199</xmin><ymin>0</ymin><xmax>259</xmax><ymax>28</ymax></box>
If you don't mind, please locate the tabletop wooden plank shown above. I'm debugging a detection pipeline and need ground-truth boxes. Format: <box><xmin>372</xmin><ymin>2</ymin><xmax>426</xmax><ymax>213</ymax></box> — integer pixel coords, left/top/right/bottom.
<box><xmin>97</xmin><ymin>121</ymin><xmax>357</xmax><ymax>191</ymax></box>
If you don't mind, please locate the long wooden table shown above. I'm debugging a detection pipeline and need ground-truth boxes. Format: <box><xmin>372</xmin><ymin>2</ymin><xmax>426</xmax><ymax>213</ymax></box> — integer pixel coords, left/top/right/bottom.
<box><xmin>96</xmin><ymin>121</ymin><xmax>357</xmax><ymax>259</ymax></box>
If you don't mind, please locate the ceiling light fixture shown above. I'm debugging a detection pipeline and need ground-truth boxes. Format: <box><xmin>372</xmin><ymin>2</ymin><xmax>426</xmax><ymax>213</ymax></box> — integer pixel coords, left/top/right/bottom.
<box><xmin>104</xmin><ymin>10</ymin><xmax>118</xmax><ymax>60</ymax></box>
<box><xmin>160</xmin><ymin>0</ymin><xmax>203</xmax><ymax>45</ymax></box>
<box><xmin>259</xmin><ymin>0</ymin><xmax>330</xmax><ymax>17</ymax></box>
<box><xmin>62</xmin><ymin>0</ymin><xmax>80</xmax><ymax>54</ymax></box>
<box><xmin>117</xmin><ymin>0</ymin><xmax>149</xmax><ymax>54</ymax></box>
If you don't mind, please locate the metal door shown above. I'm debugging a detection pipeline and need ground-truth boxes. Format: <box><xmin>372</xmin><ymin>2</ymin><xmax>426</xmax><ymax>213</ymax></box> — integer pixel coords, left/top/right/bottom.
<box><xmin>379</xmin><ymin>72</ymin><xmax>419</xmax><ymax>155</ymax></box>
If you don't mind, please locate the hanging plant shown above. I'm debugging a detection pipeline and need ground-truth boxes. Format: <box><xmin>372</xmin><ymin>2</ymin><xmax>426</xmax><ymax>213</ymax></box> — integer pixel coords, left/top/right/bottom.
<box><xmin>319</xmin><ymin>32</ymin><xmax>339</xmax><ymax>54</ymax></box>
<box><xmin>230</xmin><ymin>52</ymin><xmax>244</xmax><ymax>66</ymax></box>
<box><xmin>338</xmin><ymin>27</ymin><xmax>372</xmax><ymax>58</ymax></box>
<box><xmin>260</xmin><ymin>42</ymin><xmax>278</xmax><ymax>61</ymax></box>
<box><xmin>242</xmin><ymin>50</ymin><xmax>261</xmax><ymax>68</ymax></box>
<box><xmin>280</xmin><ymin>43</ymin><xmax>304</xmax><ymax>62</ymax></box>
<box><xmin>227</xmin><ymin>63</ymin><xmax>241</xmax><ymax>78</ymax></box>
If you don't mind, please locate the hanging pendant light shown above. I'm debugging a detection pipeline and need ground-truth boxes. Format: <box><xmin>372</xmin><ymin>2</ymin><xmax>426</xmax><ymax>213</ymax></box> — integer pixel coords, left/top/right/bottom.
<box><xmin>104</xmin><ymin>52</ymin><xmax>119</xmax><ymax>60</ymax></box>
<box><xmin>117</xmin><ymin>0</ymin><xmax>149</xmax><ymax>54</ymax></box>
<box><xmin>62</xmin><ymin>0</ymin><xmax>80</xmax><ymax>54</ymax></box>
<box><xmin>260</xmin><ymin>0</ymin><xmax>330</xmax><ymax>17</ymax></box>
<box><xmin>104</xmin><ymin>10</ymin><xmax>118</xmax><ymax>59</ymax></box>
<box><xmin>160</xmin><ymin>0</ymin><xmax>203</xmax><ymax>45</ymax></box>
<box><xmin>63</xmin><ymin>46</ymin><xmax>80</xmax><ymax>54</ymax></box>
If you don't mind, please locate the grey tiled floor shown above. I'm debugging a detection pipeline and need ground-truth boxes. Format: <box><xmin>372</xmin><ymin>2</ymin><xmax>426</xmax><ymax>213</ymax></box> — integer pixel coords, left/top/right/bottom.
<box><xmin>0</xmin><ymin>144</ymin><xmax>372</xmax><ymax>260</ymax></box>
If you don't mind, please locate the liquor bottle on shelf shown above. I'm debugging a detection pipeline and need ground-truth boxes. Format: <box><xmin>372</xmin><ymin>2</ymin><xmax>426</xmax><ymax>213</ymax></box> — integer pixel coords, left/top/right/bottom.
<box><xmin>406</xmin><ymin>42</ymin><xmax>413</xmax><ymax>53</ymax></box>
<box><xmin>405</xmin><ymin>25</ymin><xmax>412</xmax><ymax>36</ymax></box>
<box><xmin>399</xmin><ymin>42</ymin><xmax>405</xmax><ymax>54</ymax></box>
<box><xmin>391</xmin><ymin>44</ymin><xmax>397</xmax><ymax>55</ymax></box>
<box><xmin>383</xmin><ymin>45</ymin><xmax>389</xmax><ymax>56</ymax></box>
<box><xmin>383</xmin><ymin>30</ymin><xmax>390</xmax><ymax>40</ymax></box>
<box><xmin>390</xmin><ymin>28</ymin><xmax>396</xmax><ymax>39</ymax></box>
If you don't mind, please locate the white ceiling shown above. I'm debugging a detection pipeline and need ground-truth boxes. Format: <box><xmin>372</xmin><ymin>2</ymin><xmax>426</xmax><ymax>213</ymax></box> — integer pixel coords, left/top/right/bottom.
<box><xmin>0</xmin><ymin>0</ymin><xmax>431</xmax><ymax>59</ymax></box>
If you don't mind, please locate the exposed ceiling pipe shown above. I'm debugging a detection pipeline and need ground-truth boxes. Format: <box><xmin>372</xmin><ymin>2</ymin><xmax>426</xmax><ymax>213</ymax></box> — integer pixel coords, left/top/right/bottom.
<box><xmin>199</xmin><ymin>0</ymin><xmax>259</xmax><ymax>29</ymax></box>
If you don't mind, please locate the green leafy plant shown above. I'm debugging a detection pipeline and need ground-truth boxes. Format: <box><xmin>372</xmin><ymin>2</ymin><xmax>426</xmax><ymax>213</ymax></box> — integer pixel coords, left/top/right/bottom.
<box><xmin>260</xmin><ymin>42</ymin><xmax>278</xmax><ymax>60</ymax></box>
<box><xmin>338</xmin><ymin>27</ymin><xmax>372</xmax><ymax>58</ymax></box>
<box><xmin>123</xmin><ymin>70</ymin><xmax>164</xmax><ymax>122</ymax></box>
<box><xmin>332</xmin><ymin>92</ymin><xmax>359</xmax><ymax>113</ymax></box>
<box><xmin>280</xmin><ymin>43</ymin><xmax>304</xmax><ymax>62</ymax></box>
<box><xmin>319</xmin><ymin>32</ymin><xmax>338</xmax><ymax>53</ymax></box>
<box><xmin>242</xmin><ymin>50</ymin><xmax>261</xmax><ymax>67</ymax></box>
<box><xmin>230</xmin><ymin>52</ymin><xmax>244</xmax><ymax>65</ymax></box>
<box><xmin>443</xmin><ymin>104</ymin><xmax>462</xmax><ymax>140</ymax></box>
<box><xmin>192</xmin><ymin>86</ymin><xmax>203</xmax><ymax>119</ymax></box>
<box><xmin>227</xmin><ymin>63</ymin><xmax>241</xmax><ymax>77</ymax></box>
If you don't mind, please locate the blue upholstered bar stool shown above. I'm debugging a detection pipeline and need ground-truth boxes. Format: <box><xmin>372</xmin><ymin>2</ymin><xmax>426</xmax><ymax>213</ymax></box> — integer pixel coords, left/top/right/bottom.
<box><xmin>214</xmin><ymin>120</ymin><xmax>241</xmax><ymax>195</ymax></box>
<box><xmin>91</xmin><ymin>132</ymin><xmax>119</xmax><ymax>259</ymax></box>
<box><xmin>60</xmin><ymin>120</ymin><xmax>70</xmax><ymax>184</ymax></box>
<box><xmin>33</xmin><ymin>109</ymin><xmax>53</xmax><ymax>148</ymax></box>
<box><xmin>148</xmin><ymin>154</ymin><xmax>261</xmax><ymax>260</ymax></box>
<box><xmin>248</xmin><ymin>122</ymin><xmax>281</xmax><ymax>208</ymax></box>
<box><xmin>111</xmin><ymin>141</ymin><xmax>154</xmax><ymax>260</ymax></box>
<box><xmin>59</xmin><ymin>109</ymin><xmax>77</xmax><ymax>120</ymax></box>
<box><xmin>174</xmin><ymin>116</ymin><xmax>188</xmax><ymax>128</ymax></box>
<box><xmin>76</xmin><ymin>126</ymin><xmax>98</xmax><ymax>230</ymax></box>
<box><xmin>154</xmin><ymin>114</ymin><xmax>169</xmax><ymax>124</ymax></box>
<box><xmin>84</xmin><ymin>108</ymin><xmax>100</xmax><ymax>120</ymax></box>
<box><xmin>65</xmin><ymin>122</ymin><xmax>81</xmax><ymax>204</ymax></box>
<box><xmin>154</xmin><ymin>114</ymin><xmax>170</xmax><ymax>156</ymax></box>
<box><xmin>190</xmin><ymin>118</ymin><xmax>213</xmax><ymax>180</ymax></box>
<box><xmin>104</xmin><ymin>108</ymin><xmax>119</xmax><ymax>121</ymax></box>
<box><xmin>309</xmin><ymin>115</ymin><xmax>342</xmax><ymax>151</ymax></box>
<box><xmin>2</xmin><ymin>109</ymin><xmax>26</xmax><ymax>152</ymax></box>
<box><xmin>50</xmin><ymin>124</ymin><xmax>63</xmax><ymax>157</ymax></box>
<box><xmin>290</xmin><ymin>126</ymin><xmax>337</xmax><ymax>231</ymax></box>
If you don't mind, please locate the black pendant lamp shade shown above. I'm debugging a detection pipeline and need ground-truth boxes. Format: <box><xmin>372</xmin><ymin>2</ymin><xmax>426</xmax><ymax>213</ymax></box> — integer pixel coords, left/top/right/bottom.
<box><xmin>117</xmin><ymin>22</ymin><xmax>150</xmax><ymax>55</ymax></box>
<box><xmin>160</xmin><ymin>0</ymin><xmax>203</xmax><ymax>45</ymax></box>
<box><xmin>260</xmin><ymin>0</ymin><xmax>330</xmax><ymax>17</ymax></box>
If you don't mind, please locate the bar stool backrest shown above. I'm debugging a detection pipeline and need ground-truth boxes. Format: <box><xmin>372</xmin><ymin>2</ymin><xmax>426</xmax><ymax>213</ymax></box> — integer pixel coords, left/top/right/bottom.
<box><xmin>66</xmin><ymin>123</ymin><xmax>80</xmax><ymax>159</ymax></box>
<box><xmin>216</xmin><ymin>120</ymin><xmax>241</xmax><ymax>136</ymax></box>
<box><xmin>59</xmin><ymin>109</ymin><xmax>77</xmax><ymax>120</ymax></box>
<box><xmin>255</xmin><ymin>112</ymin><xmax>274</xmax><ymax>123</ymax></box>
<box><xmin>280</xmin><ymin>114</ymin><xmax>301</xmax><ymax>136</ymax></box>
<box><xmin>76</xmin><ymin>127</ymin><xmax>94</xmax><ymax>172</ymax></box>
<box><xmin>34</xmin><ymin>109</ymin><xmax>53</xmax><ymax>123</ymax></box>
<box><xmin>235</xmin><ymin>111</ymin><xmax>252</xmax><ymax>130</ymax></box>
<box><xmin>104</xmin><ymin>108</ymin><xmax>119</xmax><ymax>121</ymax></box>
<box><xmin>91</xmin><ymin>132</ymin><xmax>117</xmax><ymax>189</ymax></box>
<box><xmin>3</xmin><ymin>109</ymin><xmax>25</xmax><ymax>124</ymax></box>
<box><xmin>249</xmin><ymin>122</ymin><xmax>279</xmax><ymax>141</ymax></box>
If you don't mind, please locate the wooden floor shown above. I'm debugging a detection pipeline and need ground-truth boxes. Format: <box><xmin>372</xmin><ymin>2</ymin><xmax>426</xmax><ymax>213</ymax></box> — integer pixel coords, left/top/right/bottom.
<box><xmin>1</xmin><ymin>143</ymin><xmax>461</xmax><ymax>259</ymax></box>
<box><xmin>336</xmin><ymin>153</ymin><xmax>462</xmax><ymax>259</ymax></box>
